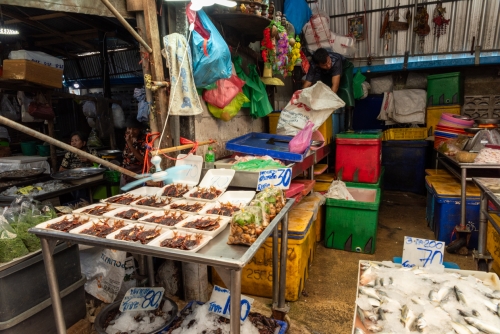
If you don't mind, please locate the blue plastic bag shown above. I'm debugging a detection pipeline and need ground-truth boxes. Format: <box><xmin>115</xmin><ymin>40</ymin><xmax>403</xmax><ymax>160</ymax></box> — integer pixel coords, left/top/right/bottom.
<box><xmin>187</xmin><ymin>8</ymin><xmax>232</xmax><ymax>88</ymax></box>
<box><xmin>284</xmin><ymin>0</ymin><xmax>312</xmax><ymax>33</ymax></box>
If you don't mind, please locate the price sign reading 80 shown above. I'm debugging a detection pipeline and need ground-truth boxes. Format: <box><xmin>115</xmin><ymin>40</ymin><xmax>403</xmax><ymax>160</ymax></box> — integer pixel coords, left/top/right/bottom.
<box><xmin>119</xmin><ymin>287</ymin><xmax>165</xmax><ymax>312</ymax></box>
<box><xmin>402</xmin><ymin>236</ymin><xmax>445</xmax><ymax>268</ymax></box>
<box><xmin>256</xmin><ymin>168</ymin><xmax>292</xmax><ymax>191</ymax></box>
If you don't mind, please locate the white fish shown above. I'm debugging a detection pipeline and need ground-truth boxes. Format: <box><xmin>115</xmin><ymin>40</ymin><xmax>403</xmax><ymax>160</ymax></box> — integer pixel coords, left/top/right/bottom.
<box><xmin>360</xmin><ymin>287</ymin><xmax>381</xmax><ymax>301</ymax></box>
<box><xmin>451</xmin><ymin>322</ymin><xmax>473</xmax><ymax>334</ymax></box>
<box><xmin>411</xmin><ymin>296</ymin><xmax>428</xmax><ymax>306</ymax></box>
<box><xmin>454</xmin><ymin>286</ymin><xmax>467</xmax><ymax>304</ymax></box>
<box><xmin>465</xmin><ymin>325</ymin><xmax>480</xmax><ymax>334</ymax></box>
<box><xmin>362</xmin><ymin>309</ymin><xmax>378</xmax><ymax>323</ymax></box>
<box><xmin>464</xmin><ymin>317</ymin><xmax>500</xmax><ymax>334</ymax></box>
<box><xmin>378</xmin><ymin>307</ymin><xmax>386</xmax><ymax>321</ymax></box>
<box><xmin>429</xmin><ymin>290</ymin><xmax>439</xmax><ymax>303</ymax></box>
<box><xmin>416</xmin><ymin>313</ymin><xmax>427</xmax><ymax>330</ymax></box>
<box><xmin>376</xmin><ymin>289</ymin><xmax>389</xmax><ymax>297</ymax></box>
<box><xmin>437</xmin><ymin>287</ymin><xmax>453</xmax><ymax>302</ymax></box>
<box><xmin>483</xmin><ymin>299</ymin><xmax>500</xmax><ymax>315</ymax></box>
<box><xmin>354</xmin><ymin>327</ymin><xmax>365</xmax><ymax>334</ymax></box>
<box><xmin>366</xmin><ymin>324</ymin><xmax>383</xmax><ymax>333</ymax></box>
<box><xmin>401</xmin><ymin>305</ymin><xmax>416</xmax><ymax>330</ymax></box>
<box><xmin>368</xmin><ymin>298</ymin><xmax>381</xmax><ymax>308</ymax></box>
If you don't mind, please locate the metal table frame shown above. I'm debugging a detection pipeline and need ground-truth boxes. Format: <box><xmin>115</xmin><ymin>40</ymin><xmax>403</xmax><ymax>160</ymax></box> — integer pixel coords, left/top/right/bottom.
<box><xmin>436</xmin><ymin>151</ymin><xmax>500</xmax><ymax>231</ymax></box>
<box><xmin>471</xmin><ymin>178</ymin><xmax>500</xmax><ymax>270</ymax></box>
<box><xmin>30</xmin><ymin>199</ymin><xmax>294</xmax><ymax>334</ymax></box>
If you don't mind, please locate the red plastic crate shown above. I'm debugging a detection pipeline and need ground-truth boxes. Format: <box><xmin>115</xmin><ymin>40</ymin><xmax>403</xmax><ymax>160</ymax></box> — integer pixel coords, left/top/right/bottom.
<box><xmin>335</xmin><ymin>138</ymin><xmax>381</xmax><ymax>183</ymax></box>
<box><xmin>285</xmin><ymin>183</ymin><xmax>305</xmax><ymax>198</ymax></box>
<box><xmin>291</xmin><ymin>179</ymin><xmax>316</xmax><ymax>195</ymax></box>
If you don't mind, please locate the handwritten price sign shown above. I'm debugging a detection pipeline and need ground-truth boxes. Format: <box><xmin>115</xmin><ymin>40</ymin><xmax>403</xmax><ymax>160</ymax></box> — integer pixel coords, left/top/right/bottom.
<box><xmin>401</xmin><ymin>236</ymin><xmax>445</xmax><ymax>268</ymax></box>
<box><xmin>256</xmin><ymin>168</ymin><xmax>292</xmax><ymax>191</ymax></box>
<box><xmin>119</xmin><ymin>287</ymin><xmax>165</xmax><ymax>312</ymax></box>
<box><xmin>208</xmin><ymin>285</ymin><xmax>254</xmax><ymax>321</ymax></box>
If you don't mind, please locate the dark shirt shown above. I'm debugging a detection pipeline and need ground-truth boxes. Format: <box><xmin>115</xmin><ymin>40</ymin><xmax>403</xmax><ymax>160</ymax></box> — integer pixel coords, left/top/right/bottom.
<box><xmin>122</xmin><ymin>135</ymin><xmax>146</xmax><ymax>168</ymax></box>
<box><xmin>305</xmin><ymin>51</ymin><xmax>345</xmax><ymax>85</ymax></box>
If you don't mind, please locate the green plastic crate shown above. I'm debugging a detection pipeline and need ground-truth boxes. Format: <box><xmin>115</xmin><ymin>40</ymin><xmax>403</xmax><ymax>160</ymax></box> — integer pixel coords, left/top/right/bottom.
<box><xmin>344</xmin><ymin>167</ymin><xmax>385</xmax><ymax>189</ymax></box>
<box><xmin>92</xmin><ymin>185</ymin><xmax>120</xmax><ymax>200</ymax></box>
<box><xmin>427</xmin><ymin>72</ymin><xmax>463</xmax><ymax>106</ymax></box>
<box><xmin>324</xmin><ymin>186</ymin><xmax>381</xmax><ymax>254</ymax></box>
<box><xmin>335</xmin><ymin>130</ymin><xmax>382</xmax><ymax>140</ymax></box>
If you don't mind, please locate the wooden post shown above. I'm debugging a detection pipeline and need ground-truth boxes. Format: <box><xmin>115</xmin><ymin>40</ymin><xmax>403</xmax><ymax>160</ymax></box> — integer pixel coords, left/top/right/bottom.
<box><xmin>47</xmin><ymin>119</ymin><xmax>57</xmax><ymax>172</ymax></box>
<box><xmin>142</xmin><ymin>0</ymin><xmax>173</xmax><ymax>166</ymax></box>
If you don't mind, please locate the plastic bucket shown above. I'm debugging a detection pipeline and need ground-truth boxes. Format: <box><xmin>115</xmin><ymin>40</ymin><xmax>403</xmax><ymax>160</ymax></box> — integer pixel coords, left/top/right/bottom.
<box><xmin>37</xmin><ymin>145</ymin><xmax>50</xmax><ymax>157</ymax></box>
<box><xmin>20</xmin><ymin>141</ymin><xmax>36</xmax><ymax>156</ymax></box>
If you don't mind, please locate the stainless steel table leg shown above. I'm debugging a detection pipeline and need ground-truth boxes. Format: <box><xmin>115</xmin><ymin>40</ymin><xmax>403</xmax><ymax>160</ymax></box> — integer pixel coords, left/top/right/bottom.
<box><xmin>460</xmin><ymin>168</ymin><xmax>467</xmax><ymax>228</ymax></box>
<box><xmin>230</xmin><ymin>269</ymin><xmax>242</xmax><ymax>334</ymax></box>
<box><xmin>478</xmin><ymin>191</ymin><xmax>488</xmax><ymax>255</ymax></box>
<box><xmin>278</xmin><ymin>211</ymin><xmax>289</xmax><ymax>309</ymax></box>
<box><xmin>40</xmin><ymin>238</ymin><xmax>67</xmax><ymax>334</ymax></box>
<box><xmin>272</xmin><ymin>224</ymin><xmax>279</xmax><ymax>304</ymax></box>
<box><xmin>147</xmin><ymin>256</ymin><xmax>155</xmax><ymax>287</ymax></box>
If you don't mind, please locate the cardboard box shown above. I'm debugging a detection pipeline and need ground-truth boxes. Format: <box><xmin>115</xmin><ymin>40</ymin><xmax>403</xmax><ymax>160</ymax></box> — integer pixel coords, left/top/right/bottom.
<box><xmin>3</xmin><ymin>59</ymin><xmax>63</xmax><ymax>88</ymax></box>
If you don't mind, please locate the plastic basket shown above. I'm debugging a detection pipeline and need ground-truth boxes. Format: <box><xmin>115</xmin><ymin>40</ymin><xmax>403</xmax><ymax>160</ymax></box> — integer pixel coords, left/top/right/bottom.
<box><xmin>382</xmin><ymin>128</ymin><xmax>428</xmax><ymax>141</ymax></box>
<box><xmin>104</xmin><ymin>170</ymin><xmax>121</xmax><ymax>183</ymax></box>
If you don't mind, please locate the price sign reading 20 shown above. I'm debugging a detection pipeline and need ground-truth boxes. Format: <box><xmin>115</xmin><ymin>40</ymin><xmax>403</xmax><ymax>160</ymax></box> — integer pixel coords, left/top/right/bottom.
<box><xmin>256</xmin><ymin>168</ymin><xmax>292</xmax><ymax>191</ymax></box>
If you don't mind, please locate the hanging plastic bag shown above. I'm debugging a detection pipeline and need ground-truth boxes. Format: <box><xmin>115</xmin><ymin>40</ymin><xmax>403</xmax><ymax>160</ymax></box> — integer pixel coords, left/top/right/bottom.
<box><xmin>202</xmin><ymin>74</ymin><xmax>245</xmax><ymax>109</ymax></box>
<box><xmin>353</xmin><ymin>70</ymin><xmax>366</xmax><ymax>100</ymax></box>
<box><xmin>82</xmin><ymin>100</ymin><xmax>97</xmax><ymax>118</ymax></box>
<box><xmin>284</xmin><ymin>0</ymin><xmax>312</xmax><ymax>32</ymax></box>
<box><xmin>1</xmin><ymin>95</ymin><xmax>20</xmax><ymax>121</ymax></box>
<box><xmin>289</xmin><ymin>121</ymin><xmax>314</xmax><ymax>154</ymax></box>
<box><xmin>112</xmin><ymin>103</ymin><xmax>125</xmax><ymax>128</ymax></box>
<box><xmin>87</xmin><ymin>128</ymin><xmax>102</xmax><ymax>148</ymax></box>
<box><xmin>207</xmin><ymin>92</ymin><xmax>249</xmax><ymax>121</ymax></box>
<box><xmin>187</xmin><ymin>7</ymin><xmax>232</xmax><ymax>88</ymax></box>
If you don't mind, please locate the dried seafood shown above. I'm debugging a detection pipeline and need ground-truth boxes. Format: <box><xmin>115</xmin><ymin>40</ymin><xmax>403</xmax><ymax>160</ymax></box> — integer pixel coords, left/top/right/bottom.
<box><xmin>114</xmin><ymin>225</ymin><xmax>161</xmax><ymax>244</ymax></box>
<box><xmin>189</xmin><ymin>186</ymin><xmax>222</xmax><ymax>200</ymax></box>
<box><xmin>47</xmin><ymin>215</ymin><xmax>89</xmax><ymax>232</ymax></box>
<box><xmin>143</xmin><ymin>210</ymin><xmax>188</xmax><ymax>226</ymax></box>
<box><xmin>160</xmin><ymin>231</ymin><xmax>202</xmax><ymax>250</ymax></box>
<box><xmin>169</xmin><ymin>202</ymin><xmax>205</xmax><ymax>213</ymax></box>
<box><xmin>135</xmin><ymin>195</ymin><xmax>174</xmax><ymax>208</ymax></box>
<box><xmin>182</xmin><ymin>216</ymin><xmax>221</xmax><ymax>231</ymax></box>
<box><xmin>162</xmin><ymin>184</ymin><xmax>189</xmax><ymax>197</ymax></box>
<box><xmin>105</xmin><ymin>194</ymin><xmax>139</xmax><ymax>205</ymax></box>
<box><xmin>80</xmin><ymin>203</ymin><xmax>115</xmax><ymax>216</ymax></box>
<box><xmin>0</xmin><ymin>169</ymin><xmax>43</xmax><ymax>178</ymax></box>
<box><xmin>80</xmin><ymin>219</ymin><xmax>126</xmax><ymax>238</ymax></box>
<box><xmin>206</xmin><ymin>202</ymin><xmax>241</xmax><ymax>216</ymax></box>
<box><xmin>114</xmin><ymin>209</ymin><xmax>149</xmax><ymax>220</ymax></box>
<box><xmin>248</xmin><ymin>312</ymin><xmax>280</xmax><ymax>334</ymax></box>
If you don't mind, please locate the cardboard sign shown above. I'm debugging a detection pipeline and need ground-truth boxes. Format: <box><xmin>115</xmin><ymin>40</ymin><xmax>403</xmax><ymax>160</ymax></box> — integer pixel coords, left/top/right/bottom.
<box><xmin>256</xmin><ymin>168</ymin><xmax>292</xmax><ymax>191</ymax></box>
<box><xmin>119</xmin><ymin>287</ymin><xmax>165</xmax><ymax>312</ymax></box>
<box><xmin>402</xmin><ymin>236</ymin><xmax>445</xmax><ymax>268</ymax></box>
<box><xmin>208</xmin><ymin>285</ymin><xmax>254</xmax><ymax>321</ymax></box>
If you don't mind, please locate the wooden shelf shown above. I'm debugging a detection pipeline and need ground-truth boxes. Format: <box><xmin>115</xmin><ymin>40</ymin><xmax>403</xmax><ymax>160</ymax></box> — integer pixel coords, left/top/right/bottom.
<box><xmin>210</xmin><ymin>13</ymin><xmax>271</xmax><ymax>43</ymax></box>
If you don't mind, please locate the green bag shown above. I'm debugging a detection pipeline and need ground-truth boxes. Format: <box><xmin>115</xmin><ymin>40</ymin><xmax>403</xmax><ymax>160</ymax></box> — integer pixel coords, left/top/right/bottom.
<box><xmin>353</xmin><ymin>70</ymin><xmax>366</xmax><ymax>100</ymax></box>
<box><xmin>337</xmin><ymin>58</ymin><xmax>355</xmax><ymax>107</ymax></box>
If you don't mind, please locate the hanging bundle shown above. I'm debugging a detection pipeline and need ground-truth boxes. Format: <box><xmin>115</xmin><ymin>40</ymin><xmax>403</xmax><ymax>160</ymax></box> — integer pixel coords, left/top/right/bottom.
<box><xmin>432</xmin><ymin>2</ymin><xmax>450</xmax><ymax>38</ymax></box>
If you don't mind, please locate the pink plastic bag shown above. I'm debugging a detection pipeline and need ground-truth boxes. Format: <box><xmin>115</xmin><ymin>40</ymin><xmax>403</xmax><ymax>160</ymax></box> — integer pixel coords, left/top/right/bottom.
<box><xmin>289</xmin><ymin>121</ymin><xmax>314</xmax><ymax>154</ymax></box>
<box><xmin>202</xmin><ymin>74</ymin><xmax>245</xmax><ymax>109</ymax></box>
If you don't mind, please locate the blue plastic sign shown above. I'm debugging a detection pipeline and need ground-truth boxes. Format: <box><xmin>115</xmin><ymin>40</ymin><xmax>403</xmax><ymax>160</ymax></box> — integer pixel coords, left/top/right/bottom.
<box><xmin>401</xmin><ymin>236</ymin><xmax>445</xmax><ymax>268</ymax></box>
<box><xmin>119</xmin><ymin>287</ymin><xmax>165</xmax><ymax>312</ymax></box>
<box><xmin>208</xmin><ymin>285</ymin><xmax>254</xmax><ymax>321</ymax></box>
<box><xmin>256</xmin><ymin>168</ymin><xmax>292</xmax><ymax>191</ymax></box>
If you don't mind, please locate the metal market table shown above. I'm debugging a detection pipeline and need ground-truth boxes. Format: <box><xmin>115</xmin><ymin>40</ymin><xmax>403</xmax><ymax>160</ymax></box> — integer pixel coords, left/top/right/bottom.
<box><xmin>436</xmin><ymin>151</ymin><xmax>500</xmax><ymax>233</ymax></box>
<box><xmin>29</xmin><ymin>199</ymin><xmax>295</xmax><ymax>334</ymax></box>
<box><xmin>471</xmin><ymin>178</ymin><xmax>500</xmax><ymax>271</ymax></box>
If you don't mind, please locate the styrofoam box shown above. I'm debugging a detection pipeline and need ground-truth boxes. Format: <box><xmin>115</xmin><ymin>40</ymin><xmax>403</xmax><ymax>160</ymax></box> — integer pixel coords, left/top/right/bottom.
<box><xmin>351</xmin><ymin>260</ymin><xmax>500</xmax><ymax>334</ymax></box>
<box><xmin>73</xmin><ymin>203</ymin><xmax>120</xmax><ymax>218</ymax></box>
<box><xmin>183</xmin><ymin>169</ymin><xmax>236</xmax><ymax>202</ymax></box>
<box><xmin>9</xmin><ymin>50</ymin><xmax>65</xmax><ymax>69</ymax></box>
<box><xmin>138</xmin><ymin>210</ymin><xmax>191</xmax><ymax>227</ymax></box>
<box><xmin>172</xmin><ymin>154</ymin><xmax>204</xmax><ymax>188</ymax></box>
<box><xmin>163</xmin><ymin>199</ymin><xmax>210</xmax><ymax>215</ymax></box>
<box><xmin>130</xmin><ymin>196</ymin><xmax>181</xmax><ymax>211</ymax></box>
<box><xmin>69</xmin><ymin>218</ymin><xmax>131</xmax><ymax>238</ymax></box>
<box><xmin>126</xmin><ymin>186</ymin><xmax>164</xmax><ymax>197</ymax></box>
<box><xmin>35</xmin><ymin>214</ymin><xmax>92</xmax><ymax>232</ymax></box>
<box><xmin>106</xmin><ymin>223</ymin><xmax>169</xmax><ymax>245</ymax></box>
<box><xmin>174</xmin><ymin>215</ymin><xmax>230</xmax><ymax>237</ymax></box>
<box><xmin>147</xmin><ymin>230</ymin><xmax>213</xmax><ymax>253</ymax></box>
<box><xmin>103</xmin><ymin>207</ymin><xmax>155</xmax><ymax>223</ymax></box>
<box><xmin>217</xmin><ymin>191</ymin><xmax>255</xmax><ymax>205</ymax></box>
<box><xmin>100</xmin><ymin>194</ymin><xmax>143</xmax><ymax>207</ymax></box>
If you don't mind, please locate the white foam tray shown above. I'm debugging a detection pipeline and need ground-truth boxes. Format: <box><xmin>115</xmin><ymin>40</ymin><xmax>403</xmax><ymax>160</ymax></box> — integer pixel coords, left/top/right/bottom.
<box><xmin>216</xmin><ymin>191</ymin><xmax>256</xmax><ymax>205</ymax></box>
<box><xmin>198</xmin><ymin>201</ymin><xmax>243</xmax><ymax>218</ymax></box>
<box><xmin>69</xmin><ymin>218</ymin><xmax>130</xmax><ymax>238</ymax></box>
<box><xmin>163</xmin><ymin>199</ymin><xmax>210</xmax><ymax>215</ymax></box>
<box><xmin>35</xmin><ymin>214</ymin><xmax>92</xmax><ymax>232</ymax></box>
<box><xmin>182</xmin><ymin>169</ymin><xmax>236</xmax><ymax>202</ymax></box>
<box><xmin>138</xmin><ymin>210</ymin><xmax>191</xmax><ymax>227</ymax></box>
<box><xmin>147</xmin><ymin>230</ymin><xmax>213</xmax><ymax>253</ymax></box>
<box><xmin>105</xmin><ymin>223</ymin><xmax>169</xmax><ymax>245</ymax></box>
<box><xmin>130</xmin><ymin>196</ymin><xmax>180</xmax><ymax>211</ymax></box>
<box><xmin>126</xmin><ymin>186</ymin><xmax>163</xmax><ymax>197</ymax></box>
<box><xmin>100</xmin><ymin>194</ymin><xmax>143</xmax><ymax>207</ymax></box>
<box><xmin>73</xmin><ymin>203</ymin><xmax>120</xmax><ymax>218</ymax></box>
<box><xmin>174</xmin><ymin>214</ymin><xmax>230</xmax><ymax>237</ymax></box>
<box><xmin>103</xmin><ymin>206</ymin><xmax>155</xmax><ymax>223</ymax></box>
<box><xmin>157</xmin><ymin>184</ymin><xmax>193</xmax><ymax>199</ymax></box>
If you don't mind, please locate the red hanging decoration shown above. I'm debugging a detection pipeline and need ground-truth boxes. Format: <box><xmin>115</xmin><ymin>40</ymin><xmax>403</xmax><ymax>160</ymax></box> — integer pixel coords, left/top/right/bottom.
<box><xmin>433</xmin><ymin>2</ymin><xmax>450</xmax><ymax>38</ymax></box>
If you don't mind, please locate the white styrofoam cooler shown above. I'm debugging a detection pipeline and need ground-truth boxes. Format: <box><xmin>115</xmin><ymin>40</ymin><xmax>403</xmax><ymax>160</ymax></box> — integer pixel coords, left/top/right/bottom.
<box><xmin>9</xmin><ymin>50</ymin><xmax>64</xmax><ymax>70</ymax></box>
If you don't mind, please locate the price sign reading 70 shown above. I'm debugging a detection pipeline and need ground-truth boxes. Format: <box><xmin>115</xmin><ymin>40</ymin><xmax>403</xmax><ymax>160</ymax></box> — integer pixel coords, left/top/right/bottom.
<box><xmin>256</xmin><ymin>168</ymin><xmax>292</xmax><ymax>191</ymax></box>
<box><xmin>401</xmin><ymin>236</ymin><xmax>445</xmax><ymax>268</ymax></box>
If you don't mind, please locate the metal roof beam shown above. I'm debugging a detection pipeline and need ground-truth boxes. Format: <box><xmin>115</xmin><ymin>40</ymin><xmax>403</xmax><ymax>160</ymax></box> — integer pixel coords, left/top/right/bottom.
<box><xmin>5</xmin><ymin>12</ymin><xmax>67</xmax><ymax>24</ymax></box>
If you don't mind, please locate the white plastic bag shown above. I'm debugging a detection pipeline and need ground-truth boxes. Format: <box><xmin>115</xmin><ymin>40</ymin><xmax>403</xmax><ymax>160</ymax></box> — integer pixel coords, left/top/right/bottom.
<box><xmin>82</xmin><ymin>100</ymin><xmax>97</xmax><ymax>118</ymax></box>
<box><xmin>330</xmin><ymin>32</ymin><xmax>356</xmax><ymax>56</ymax></box>
<box><xmin>325</xmin><ymin>180</ymin><xmax>355</xmax><ymax>201</ymax></box>
<box><xmin>112</xmin><ymin>103</ymin><xmax>125</xmax><ymax>129</ymax></box>
<box><xmin>370</xmin><ymin>75</ymin><xmax>394</xmax><ymax>94</ymax></box>
<box><xmin>276</xmin><ymin>82</ymin><xmax>345</xmax><ymax>136</ymax></box>
<box><xmin>80</xmin><ymin>247</ymin><xmax>126</xmax><ymax>303</ymax></box>
<box><xmin>1</xmin><ymin>95</ymin><xmax>20</xmax><ymax>121</ymax></box>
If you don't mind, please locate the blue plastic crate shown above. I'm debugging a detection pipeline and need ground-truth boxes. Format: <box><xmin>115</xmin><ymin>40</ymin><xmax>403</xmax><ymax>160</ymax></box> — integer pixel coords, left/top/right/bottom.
<box><xmin>382</xmin><ymin>140</ymin><xmax>429</xmax><ymax>194</ymax></box>
<box><xmin>226</xmin><ymin>132</ymin><xmax>309</xmax><ymax>162</ymax></box>
<box><xmin>433</xmin><ymin>196</ymin><xmax>480</xmax><ymax>250</ymax></box>
<box><xmin>159</xmin><ymin>301</ymin><xmax>288</xmax><ymax>334</ymax></box>
<box><xmin>426</xmin><ymin>181</ymin><xmax>435</xmax><ymax>230</ymax></box>
<box><xmin>332</xmin><ymin>109</ymin><xmax>345</xmax><ymax>136</ymax></box>
<box><xmin>353</xmin><ymin>94</ymin><xmax>387</xmax><ymax>131</ymax></box>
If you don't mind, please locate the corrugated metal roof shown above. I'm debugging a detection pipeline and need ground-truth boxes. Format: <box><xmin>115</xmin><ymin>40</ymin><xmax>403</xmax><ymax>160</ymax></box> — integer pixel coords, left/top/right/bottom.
<box><xmin>315</xmin><ymin>0</ymin><xmax>500</xmax><ymax>60</ymax></box>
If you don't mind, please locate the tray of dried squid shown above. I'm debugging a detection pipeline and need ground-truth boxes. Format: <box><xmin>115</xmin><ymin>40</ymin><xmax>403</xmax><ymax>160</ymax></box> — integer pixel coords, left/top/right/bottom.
<box><xmin>101</xmin><ymin>193</ymin><xmax>142</xmax><ymax>206</ymax></box>
<box><xmin>130</xmin><ymin>195</ymin><xmax>180</xmax><ymax>211</ymax></box>
<box><xmin>182</xmin><ymin>169</ymin><xmax>235</xmax><ymax>202</ymax></box>
<box><xmin>35</xmin><ymin>214</ymin><xmax>91</xmax><ymax>232</ymax></box>
<box><xmin>106</xmin><ymin>223</ymin><xmax>168</xmax><ymax>245</ymax></box>
<box><xmin>69</xmin><ymin>218</ymin><xmax>129</xmax><ymax>238</ymax></box>
<box><xmin>158</xmin><ymin>183</ymin><xmax>191</xmax><ymax>198</ymax></box>
<box><xmin>148</xmin><ymin>230</ymin><xmax>212</xmax><ymax>253</ymax></box>
<box><xmin>199</xmin><ymin>201</ymin><xmax>244</xmax><ymax>218</ymax></box>
<box><xmin>103</xmin><ymin>207</ymin><xmax>155</xmax><ymax>223</ymax></box>
<box><xmin>139</xmin><ymin>210</ymin><xmax>191</xmax><ymax>227</ymax></box>
<box><xmin>174</xmin><ymin>214</ymin><xmax>230</xmax><ymax>237</ymax></box>
<box><xmin>73</xmin><ymin>203</ymin><xmax>119</xmax><ymax>218</ymax></box>
<box><xmin>183</xmin><ymin>186</ymin><xmax>225</xmax><ymax>202</ymax></box>
<box><xmin>163</xmin><ymin>199</ymin><xmax>209</xmax><ymax>215</ymax></box>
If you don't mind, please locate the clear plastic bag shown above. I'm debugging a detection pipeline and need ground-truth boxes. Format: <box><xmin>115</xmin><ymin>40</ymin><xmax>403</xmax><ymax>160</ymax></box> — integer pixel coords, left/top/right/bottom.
<box><xmin>437</xmin><ymin>136</ymin><xmax>469</xmax><ymax>156</ymax></box>
<box><xmin>0</xmin><ymin>212</ymin><xmax>29</xmax><ymax>263</ymax></box>
<box><xmin>249</xmin><ymin>199</ymin><xmax>271</xmax><ymax>227</ymax></box>
<box><xmin>255</xmin><ymin>187</ymin><xmax>286</xmax><ymax>220</ymax></box>
<box><xmin>227</xmin><ymin>206</ymin><xmax>265</xmax><ymax>246</ymax></box>
<box><xmin>1</xmin><ymin>95</ymin><xmax>20</xmax><ymax>121</ymax></box>
<box><xmin>289</xmin><ymin>121</ymin><xmax>314</xmax><ymax>154</ymax></box>
<box><xmin>206</xmin><ymin>92</ymin><xmax>249</xmax><ymax>121</ymax></box>
<box><xmin>87</xmin><ymin>128</ymin><xmax>102</xmax><ymax>147</ymax></box>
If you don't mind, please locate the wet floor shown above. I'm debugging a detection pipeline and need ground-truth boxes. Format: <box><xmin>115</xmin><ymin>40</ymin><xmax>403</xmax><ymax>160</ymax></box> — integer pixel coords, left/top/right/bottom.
<box><xmin>284</xmin><ymin>191</ymin><xmax>476</xmax><ymax>333</ymax></box>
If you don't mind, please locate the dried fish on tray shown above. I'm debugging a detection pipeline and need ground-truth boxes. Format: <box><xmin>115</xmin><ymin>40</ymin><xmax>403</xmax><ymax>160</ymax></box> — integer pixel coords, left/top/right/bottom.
<box><xmin>175</xmin><ymin>215</ymin><xmax>230</xmax><ymax>237</ymax></box>
<box><xmin>186</xmin><ymin>186</ymin><xmax>222</xmax><ymax>200</ymax></box>
<box><xmin>203</xmin><ymin>202</ymin><xmax>242</xmax><ymax>217</ymax></box>
<box><xmin>165</xmin><ymin>200</ymin><xmax>207</xmax><ymax>214</ymax></box>
<box><xmin>105</xmin><ymin>208</ymin><xmax>152</xmax><ymax>221</ymax></box>
<box><xmin>140</xmin><ymin>210</ymin><xmax>189</xmax><ymax>227</ymax></box>
<box><xmin>131</xmin><ymin>195</ymin><xmax>177</xmax><ymax>209</ymax></box>
<box><xmin>106</xmin><ymin>224</ymin><xmax>163</xmax><ymax>244</ymax></box>
<box><xmin>148</xmin><ymin>230</ymin><xmax>212</xmax><ymax>252</ymax></box>
<box><xmin>102</xmin><ymin>194</ymin><xmax>140</xmax><ymax>205</ymax></box>
<box><xmin>36</xmin><ymin>215</ymin><xmax>90</xmax><ymax>232</ymax></box>
<box><xmin>70</xmin><ymin>218</ymin><xmax>126</xmax><ymax>238</ymax></box>
<box><xmin>75</xmin><ymin>203</ymin><xmax>116</xmax><ymax>216</ymax></box>
<box><xmin>161</xmin><ymin>184</ymin><xmax>190</xmax><ymax>198</ymax></box>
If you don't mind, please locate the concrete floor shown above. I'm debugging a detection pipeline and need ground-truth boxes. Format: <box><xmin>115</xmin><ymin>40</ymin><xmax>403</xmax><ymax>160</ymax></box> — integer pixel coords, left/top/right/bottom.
<box><xmin>281</xmin><ymin>191</ymin><xmax>476</xmax><ymax>334</ymax></box>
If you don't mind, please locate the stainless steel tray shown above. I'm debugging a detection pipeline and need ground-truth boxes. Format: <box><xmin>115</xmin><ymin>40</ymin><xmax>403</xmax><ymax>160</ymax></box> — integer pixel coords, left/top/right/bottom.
<box><xmin>0</xmin><ymin>167</ymin><xmax>46</xmax><ymax>180</ymax></box>
<box><xmin>51</xmin><ymin>167</ymin><xmax>107</xmax><ymax>181</ymax></box>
